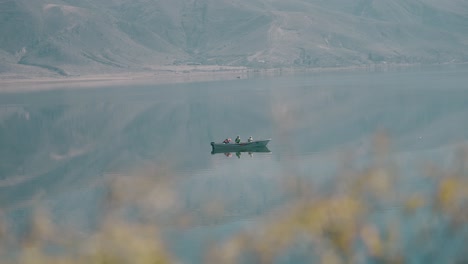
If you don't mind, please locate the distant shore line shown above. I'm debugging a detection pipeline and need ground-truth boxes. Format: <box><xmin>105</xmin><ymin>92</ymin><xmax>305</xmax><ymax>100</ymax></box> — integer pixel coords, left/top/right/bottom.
<box><xmin>0</xmin><ymin>63</ymin><xmax>465</xmax><ymax>93</ymax></box>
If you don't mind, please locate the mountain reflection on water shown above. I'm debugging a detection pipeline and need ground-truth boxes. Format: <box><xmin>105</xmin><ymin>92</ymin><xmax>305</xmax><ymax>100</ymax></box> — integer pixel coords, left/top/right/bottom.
<box><xmin>1</xmin><ymin>66</ymin><xmax>468</xmax><ymax>263</ymax></box>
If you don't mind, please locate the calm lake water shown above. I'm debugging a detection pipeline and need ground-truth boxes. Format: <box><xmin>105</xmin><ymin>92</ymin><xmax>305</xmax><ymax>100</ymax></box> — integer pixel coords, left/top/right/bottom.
<box><xmin>1</xmin><ymin>65</ymin><xmax>468</xmax><ymax>262</ymax></box>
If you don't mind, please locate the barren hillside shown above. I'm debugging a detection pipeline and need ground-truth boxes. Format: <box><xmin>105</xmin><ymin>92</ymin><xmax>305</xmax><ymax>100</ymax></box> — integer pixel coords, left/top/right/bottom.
<box><xmin>1</xmin><ymin>0</ymin><xmax>467</xmax><ymax>76</ymax></box>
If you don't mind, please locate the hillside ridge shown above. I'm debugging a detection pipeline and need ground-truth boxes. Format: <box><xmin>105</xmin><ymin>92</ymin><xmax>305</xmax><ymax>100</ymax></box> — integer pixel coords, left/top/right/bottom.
<box><xmin>1</xmin><ymin>0</ymin><xmax>467</xmax><ymax>77</ymax></box>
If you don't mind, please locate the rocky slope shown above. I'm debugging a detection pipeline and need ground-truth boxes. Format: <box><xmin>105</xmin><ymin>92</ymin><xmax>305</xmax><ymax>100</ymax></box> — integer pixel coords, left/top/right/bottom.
<box><xmin>1</xmin><ymin>0</ymin><xmax>467</xmax><ymax>76</ymax></box>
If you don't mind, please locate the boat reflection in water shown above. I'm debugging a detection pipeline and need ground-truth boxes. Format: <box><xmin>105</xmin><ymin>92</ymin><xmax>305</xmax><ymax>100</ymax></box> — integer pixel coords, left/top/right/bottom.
<box><xmin>211</xmin><ymin>146</ymin><xmax>271</xmax><ymax>158</ymax></box>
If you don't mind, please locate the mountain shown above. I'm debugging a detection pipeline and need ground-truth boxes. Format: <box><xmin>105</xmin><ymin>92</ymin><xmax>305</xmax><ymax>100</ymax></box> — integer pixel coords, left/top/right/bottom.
<box><xmin>0</xmin><ymin>0</ymin><xmax>467</xmax><ymax>76</ymax></box>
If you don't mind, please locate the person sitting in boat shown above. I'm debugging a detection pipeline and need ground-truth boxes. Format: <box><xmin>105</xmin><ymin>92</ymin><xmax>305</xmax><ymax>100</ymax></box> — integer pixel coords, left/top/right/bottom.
<box><xmin>248</xmin><ymin>136</ymin><xmax>253</xmax><ymax>142</ymax></box>
<box><xmin>223</xmin><ymin>138</ymin><xmax>232</xmax><ymax>144</ymax></box>
<box><xmin>235</xmin><ymin>135</ymin><xmax>241</xmax><ymax>144</ymax></box>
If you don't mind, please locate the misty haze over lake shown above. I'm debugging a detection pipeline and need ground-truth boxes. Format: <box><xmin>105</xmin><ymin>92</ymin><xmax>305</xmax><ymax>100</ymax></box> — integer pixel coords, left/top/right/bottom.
<box><xmin>1</xmin><ymin>66</ymin><xmax>468</xmax><ymax>262</ymax></box>
<box><xmin>1</xmin><ymin>0</ymin><xmax>468</xmax><ymax>262</ymax></box>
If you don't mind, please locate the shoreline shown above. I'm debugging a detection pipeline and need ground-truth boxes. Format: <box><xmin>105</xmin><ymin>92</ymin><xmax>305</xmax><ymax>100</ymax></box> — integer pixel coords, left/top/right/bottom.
<box><xmin>1</xmin><ymin>63</ymin><xmax>465</xmax><ymax>93</ymax></box>
<box><xmin>0</xmin><ymin>66</ymin><xmax>254</xmax><ymax>93</ymax></box>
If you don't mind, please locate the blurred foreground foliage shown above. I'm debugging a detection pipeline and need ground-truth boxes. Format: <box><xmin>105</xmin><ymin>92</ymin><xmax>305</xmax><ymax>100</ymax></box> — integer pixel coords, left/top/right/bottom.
<box><xmin>0</xmin><ymin>136</ymin><xmax>467</xmax><ymax>264</ymax></box>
